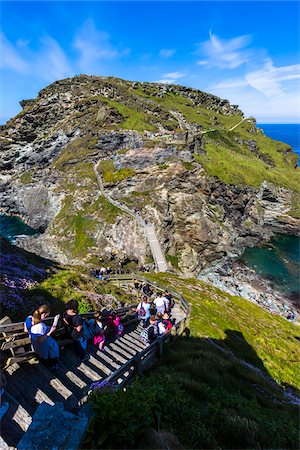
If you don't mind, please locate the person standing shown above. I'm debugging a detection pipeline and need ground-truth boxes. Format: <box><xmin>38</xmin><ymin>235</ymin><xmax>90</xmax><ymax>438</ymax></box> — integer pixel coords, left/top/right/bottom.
<box><xmin>153</xmin><ymin>294</ymin><xmax>166</xmax><ymax>315</ymax></box>
<box><xmin>136</xmin><ymin>296</ymin><xmax>151</xmax><ymax>327</ymax></box>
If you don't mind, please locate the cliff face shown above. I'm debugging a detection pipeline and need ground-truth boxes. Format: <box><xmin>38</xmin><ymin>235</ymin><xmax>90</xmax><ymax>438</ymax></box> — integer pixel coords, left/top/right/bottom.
<box><xmin>0</xmin><ymin>75</ymin><xmax>299</xmax><ymax>274</ymax></box>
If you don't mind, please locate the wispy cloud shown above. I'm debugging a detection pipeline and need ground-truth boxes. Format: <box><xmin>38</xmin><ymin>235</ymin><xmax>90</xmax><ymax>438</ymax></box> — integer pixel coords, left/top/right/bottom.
<box><xmin>0</xmin><ymin>32</ymin><xmax>29</xmax><ymax>73</ymax></box>
<box><xmin>157</xmin><ymin>71</ymin><xmax>186</xmax><ymax>84</ymax></box>
<box><xmin>245</xmin><ymin>59</ymin><xmax>300</xmax><ymax>97</ymax></box>
<box><xmin>211</xmin><ymin>59</ymin><xmax>300</xmax><ymax>121</ymax></box>
<box><xmin>196</xmin><ymin>31</ymin><xmax>252</xmax><ymax>69</ymax></box>
<box><xmin>73</xmin><ymin>20</ymin><xmax>130</xmax><ymax>72</ymax></box>
<box><xmin>159</xmin><ymin>48</ymin><xmax>176</xmax><ymax>58</ymax></box>
<box><xmin>36</xmin><ymin>36</ymin><xmax>73</xmax><ymax>81</ymax></box>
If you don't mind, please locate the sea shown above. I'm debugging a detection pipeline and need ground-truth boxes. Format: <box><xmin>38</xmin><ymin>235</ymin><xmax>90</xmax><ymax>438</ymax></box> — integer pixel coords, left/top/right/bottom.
<box><xmin>258</xmin><ymin>123</ymin><xmax>300</xmax><ymax>163</ymax></box>
<box><xmin>0</xmin><ymin>124</ymin><xmax>299</xmax><ymax>301</ymax></box>
<box><xmin>0</xmin><ymin>214</ymin><xmax>39</xmax><ymax>242</ymax></box>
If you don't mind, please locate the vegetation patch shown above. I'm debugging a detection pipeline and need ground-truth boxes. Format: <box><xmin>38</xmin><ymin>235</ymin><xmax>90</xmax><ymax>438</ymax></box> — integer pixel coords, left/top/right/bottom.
<box><xmin>195</xmin><ymin>141</ymin><xmax>300</xmax><ymax>191</ymax></box>
<box><xmin>19</xmin><ymin>171</ymin><xmax>33</xmax><ymax>184</ymax></box>
<box><xmin>71</xmin><ymin>214</ymin><xmax>96</xmax><ymax>257</ymax></box>
<box><xmin>98</xmin><ymin>159</ymin><xmax>136</xmax><ymax>184</ymax></box>
<box><xmin>87</xmin><ymin>196</ymin><xmax>124</xmax><ymax>224</ymax></box>
<box><xmin>181</xmin><ymin>161</ymin><xmax>194</xmax><ymax>170</ymax></box>
<box><xmin>166</xmin><ymin>253</ymin><xmax>180</xmax><ymax>269</ymax></box>
<box><xmin>53</xmin><ymin>136</ymin><xmax>98</xmax><ymax>169</ymax></box>
<box><xmin>99</xmin><ymin>97</ymin><xmax>157</xmax><ymax>133</ymax></box>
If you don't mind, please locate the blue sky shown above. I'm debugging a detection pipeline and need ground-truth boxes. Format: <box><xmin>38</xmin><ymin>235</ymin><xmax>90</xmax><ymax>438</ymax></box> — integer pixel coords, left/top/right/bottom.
<box><xmin>1</xmin><ymin>1</ymin><xmax>299</xmax><ymax>124</ymax></box>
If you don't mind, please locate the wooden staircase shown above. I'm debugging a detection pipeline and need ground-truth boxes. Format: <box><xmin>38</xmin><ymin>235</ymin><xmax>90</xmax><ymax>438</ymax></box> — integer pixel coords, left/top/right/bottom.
<box><xmin>0</xmin><ymin>277</ymin><xmax>189</xmax><ymax>449</ymax></box>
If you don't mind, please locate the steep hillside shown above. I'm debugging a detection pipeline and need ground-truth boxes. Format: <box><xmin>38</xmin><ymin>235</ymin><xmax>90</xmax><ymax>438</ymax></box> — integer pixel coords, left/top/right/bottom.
<box><xmin>85</xmin><ymin>273</ymin><xmax>300</xmax><ymax>450</ymax></box>
<box><xmin>0</xmin><ymin>76</ymin><xmax>299</xmax><ymax>276</ymax></box>
<box><xmin>0</xmin><ymin>237</ymin><xmax>135</xmax><ymax>321</ymax></box>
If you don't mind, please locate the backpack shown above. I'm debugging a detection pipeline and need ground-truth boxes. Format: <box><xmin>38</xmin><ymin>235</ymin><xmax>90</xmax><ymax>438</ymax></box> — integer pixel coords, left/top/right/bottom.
<box><xmin>140</xmin><ymin>324</ymin><xmax>157</xmax><ymax>343</ymax></box>
<box><xmin>138</xmin><ymin>303</ymin><xmax>146</xmax><ymax>317</ymax></box>
<box><xmin>162</xmin><ymin>319</ymin><xmax>172</xmax><ymax>330</ymax></box>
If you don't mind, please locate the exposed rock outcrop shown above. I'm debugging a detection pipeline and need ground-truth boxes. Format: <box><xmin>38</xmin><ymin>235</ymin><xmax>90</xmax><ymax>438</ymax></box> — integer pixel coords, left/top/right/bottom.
<box><xmin>0</xmin><ymin>75</ymin><xmax>299</xmax><ymax>278</ymax></box>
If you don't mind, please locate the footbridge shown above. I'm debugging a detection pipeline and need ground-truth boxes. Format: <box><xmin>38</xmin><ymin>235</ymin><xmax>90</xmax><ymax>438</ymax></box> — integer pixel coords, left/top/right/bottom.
<box><xmin>0</xmin><ymin>275</ymin><xmax>190</xmax><ymax>449</ymax></box>
<box><xmin>93</xmin><ymin>163</ymin><xmax>169</xmax><ymax>272</ymax></box>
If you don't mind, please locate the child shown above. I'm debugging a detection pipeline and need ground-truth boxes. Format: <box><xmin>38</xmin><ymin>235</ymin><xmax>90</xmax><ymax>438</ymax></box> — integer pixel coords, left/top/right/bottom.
<box><xmin>89</xmin><ymin>312</ymin><xmax>106</xmax><ymax>351</ymax></box>
<box><xmin>107</xmin><ymin>311</ymin><xmax>124</xmax><ymax>338</ymax></box>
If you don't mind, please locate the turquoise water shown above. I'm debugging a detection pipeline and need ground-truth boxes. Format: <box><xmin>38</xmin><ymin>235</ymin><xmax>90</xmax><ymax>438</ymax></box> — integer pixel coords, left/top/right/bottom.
<box><xmin>240</xmin><ymin>235</ymin><xmax>300</xmax><ymax>301</ymax></box>
<box><xmin>0</xmin><ymin>214</ymin><xmax>39</xmax><ymax>242</ymax></box>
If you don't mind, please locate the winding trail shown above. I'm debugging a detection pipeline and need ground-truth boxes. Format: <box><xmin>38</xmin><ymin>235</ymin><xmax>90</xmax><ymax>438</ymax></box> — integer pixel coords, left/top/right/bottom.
<box><xmin>93</xmin><ymin>162</ymin><xmax>168</xmax><ymax>272</ymax></box>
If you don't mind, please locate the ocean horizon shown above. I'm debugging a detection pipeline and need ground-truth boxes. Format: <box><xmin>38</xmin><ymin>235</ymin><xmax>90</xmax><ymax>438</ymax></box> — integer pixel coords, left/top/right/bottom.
<box><xmin>257</xmin><ymin>123</ymin><xmax>300</xmax><ymax>161</ymax></box>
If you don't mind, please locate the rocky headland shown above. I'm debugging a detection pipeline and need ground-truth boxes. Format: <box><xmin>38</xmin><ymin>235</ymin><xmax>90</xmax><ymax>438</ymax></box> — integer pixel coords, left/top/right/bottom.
<box><xmin>1</xmin><ymin>75</ymin><xmax>299</xmax><ymax>316</ymax></box>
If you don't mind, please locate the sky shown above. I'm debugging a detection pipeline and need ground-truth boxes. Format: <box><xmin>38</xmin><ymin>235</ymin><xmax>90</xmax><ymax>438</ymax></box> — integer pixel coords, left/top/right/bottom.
<box><xmin>0</xmin><ymin>1</ymin><xmax>299</xmax><ymax>124</ymax></box>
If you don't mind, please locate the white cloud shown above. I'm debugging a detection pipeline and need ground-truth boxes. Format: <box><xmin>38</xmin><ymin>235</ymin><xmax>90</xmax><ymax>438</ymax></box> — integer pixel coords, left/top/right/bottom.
<box><xmin>163</xmin><ymin>71</ymin><xmax>186</xmax><ymax>79</ymax></box>
<box><xmin>73</xmin><ymin>20</ymin><xmax>130</xmax><ymax>72</ymax></box>
<box><xmin>36</xmin><ymin>36</ymin><xmax>73</xmax><ymax>81</ymax></box>
<box><xmin>157</xmin><ymin>71</ymin><xmax>186</xmax><ymax>84</ymax></box>
<box><xmin>210</xmin><ymin>60</ymin><xmax>300</xmax><ymax>122</ymax></box>
<box><xmin>196</xmin><ymin>31</ymin><xmax>252</xmax><ymax>69</ymax></box>
<box><xmin>0</xmin><ymin>32</ymin><xmax>28</xmax><ymax>73</ymax></box>
<box><xmin>159</xmin><ymin>49</ymin><xmax>176</xmax><ymax>58</ymax></box>
<box><xmin>245</xmin><ymin>59</ymin><xmax>300</xmax><ymax>97</ymax></box>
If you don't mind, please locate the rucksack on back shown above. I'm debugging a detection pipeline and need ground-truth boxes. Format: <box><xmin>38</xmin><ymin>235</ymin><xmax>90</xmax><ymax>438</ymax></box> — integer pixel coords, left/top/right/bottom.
<box><xmin>140</xmin><ymin>324</ymin><xmax>157</xmax><ymax>343</ymax></box>
<box><xmin>162</xmin><ymin>319</ymin><xmax>172</xmax><ymax>330</ymax></box>
<box><xmin>140</xmin><ymin>328</ymin><xmax>149</xmax><ymax>342</ymax></box>
<box><xmin>138</xmin><ymin>306</ymin><xmax>146</xmax><ymax>317</ymax></box>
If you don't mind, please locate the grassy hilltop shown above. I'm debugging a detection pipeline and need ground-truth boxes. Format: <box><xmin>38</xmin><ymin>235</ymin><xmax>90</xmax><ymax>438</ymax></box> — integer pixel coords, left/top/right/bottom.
<box><xmin>85</xmin><ymin>273</ymin><xmax>300</xmax><ymax>450</ymax></box>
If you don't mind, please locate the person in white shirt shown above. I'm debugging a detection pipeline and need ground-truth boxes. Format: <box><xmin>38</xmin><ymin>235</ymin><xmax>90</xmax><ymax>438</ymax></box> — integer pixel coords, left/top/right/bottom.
<box><xmin>153</xmin><ymin>295</ymin><xmax>166</xmax><ymax>314</ymax></box>
<box><xmin>30</xmin><ymin>306</ymin><xmax>59</xmax><ymax>370</ymax></box>
<box><xmin>157</xmin><ymin>317</ymin><xmax>167</xmax><ymax>336</ymax></box>
<box><xmin>136</xmin><ymin>296</ymin><xmax>151</xmax><ymax>326</ymax></box>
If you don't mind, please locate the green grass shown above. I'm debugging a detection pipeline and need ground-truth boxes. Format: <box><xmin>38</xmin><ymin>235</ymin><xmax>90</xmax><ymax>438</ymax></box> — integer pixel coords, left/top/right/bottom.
<box><xmin>71</xmin><ymin>214</ymin><xmax>95</xmax><ymax>257</ymax></box>
<box><xmin>19</xmin><ymin>171</ymin><xmax>33</xmax><ymax>184</ymax></box>
<box><xmin>86</xmin><ymin>196</ymin><xmax>124</xmax><ymax>224</ymax></box>
<box><xmin>166</xmin><ymin>253</ymin><xmax>180</xmax><ymax>269</ymax></box>
<box><xmin>147</xmin><ymin>273</ymin><xmax>300</xmax><ymax>389</ymax></box>
<box><xmin>85</xmin><ymin>273</ymin><xmax>300</xmax><ymax>449</ymax></box>
<box><xmin>86</xmin><ymin>273</ymin><xmax>300</xmax><ymax>449</ymax></box>
<box><xmin>98</xmin><ymin>159</ymin><xmax>136</xmax><ymax>184</ymax></box>
<box><xmin>96</xmin><ymin>96</ymin><xmax>157</xmax><ymax>133</ymax></box>
<box><xmin>195</xmin><ymin>141</ymin><xmax>300</xmax><ymax>191</ymax></box>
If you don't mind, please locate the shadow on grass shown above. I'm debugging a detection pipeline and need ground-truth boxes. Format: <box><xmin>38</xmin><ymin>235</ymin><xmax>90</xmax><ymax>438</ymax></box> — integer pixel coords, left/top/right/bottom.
<box><xmin>84</xmin><ymin>328</ymin><xmax>300</xmax><ymax>450</ymax></box>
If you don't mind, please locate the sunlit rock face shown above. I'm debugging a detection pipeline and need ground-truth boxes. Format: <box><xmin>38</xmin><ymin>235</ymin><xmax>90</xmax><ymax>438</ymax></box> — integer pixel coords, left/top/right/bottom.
<box><xmin>0</xmin><ymin>75</ymin><xmax>299</xmax><ymax>272</ymax></box>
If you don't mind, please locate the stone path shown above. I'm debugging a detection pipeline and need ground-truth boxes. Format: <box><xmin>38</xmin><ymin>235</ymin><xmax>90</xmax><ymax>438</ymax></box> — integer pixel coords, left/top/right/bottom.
<box><xmin>93</xmin><ymin>162</ymin><xmax>168</xmax><ymax>272</ymax></box>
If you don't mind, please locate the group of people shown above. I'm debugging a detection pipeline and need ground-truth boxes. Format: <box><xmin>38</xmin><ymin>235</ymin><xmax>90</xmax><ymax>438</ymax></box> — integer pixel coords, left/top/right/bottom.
<box><xmin>90</xmin><ymin>266</ymin><xmax>112</xmax><ymax>280</ymax></box>
<box><xmin>135</xmin><ymin>286</ymin><xmax>175</xmax><ymax>343</ymax></box>
<box><xmin>24</xmin><ymin>301</ymin><xmax>124</xmax><ymax>370</ymax></box>
<box><xmin>22</xmin><ymin>284</ymin><xmax>175</xmax><ymax>371</ymax></box>
<box><xmin>138</xmin><ymin>264</ymin><xmax>156</xmax><ymax>273</ymax></box>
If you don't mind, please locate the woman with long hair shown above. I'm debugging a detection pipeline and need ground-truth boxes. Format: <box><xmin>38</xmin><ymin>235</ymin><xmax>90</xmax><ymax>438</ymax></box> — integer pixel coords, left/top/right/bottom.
<box><xmin>30</xmin><ymin>305</ymin><xmax>60</xmax><ymax>370</ymax></box>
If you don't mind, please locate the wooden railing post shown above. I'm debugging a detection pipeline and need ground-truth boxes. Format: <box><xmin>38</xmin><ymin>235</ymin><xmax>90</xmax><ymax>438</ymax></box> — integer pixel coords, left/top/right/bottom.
<box><xmin>157</xmin><ymin>338</ymin><xmax>163</xmax><ymax>357</ymax></box>
<box><xmin>133</xmin><ymin>354</ymin><xmax>143</xmax><ymax>377</ymax></box>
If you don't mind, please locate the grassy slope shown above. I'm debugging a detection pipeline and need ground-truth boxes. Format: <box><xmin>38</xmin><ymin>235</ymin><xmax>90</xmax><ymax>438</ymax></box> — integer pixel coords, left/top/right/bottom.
<box><xmin>86</xmin><ymin>273</ymin><xmax>300</xmax><ymax>449</ymax></box>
